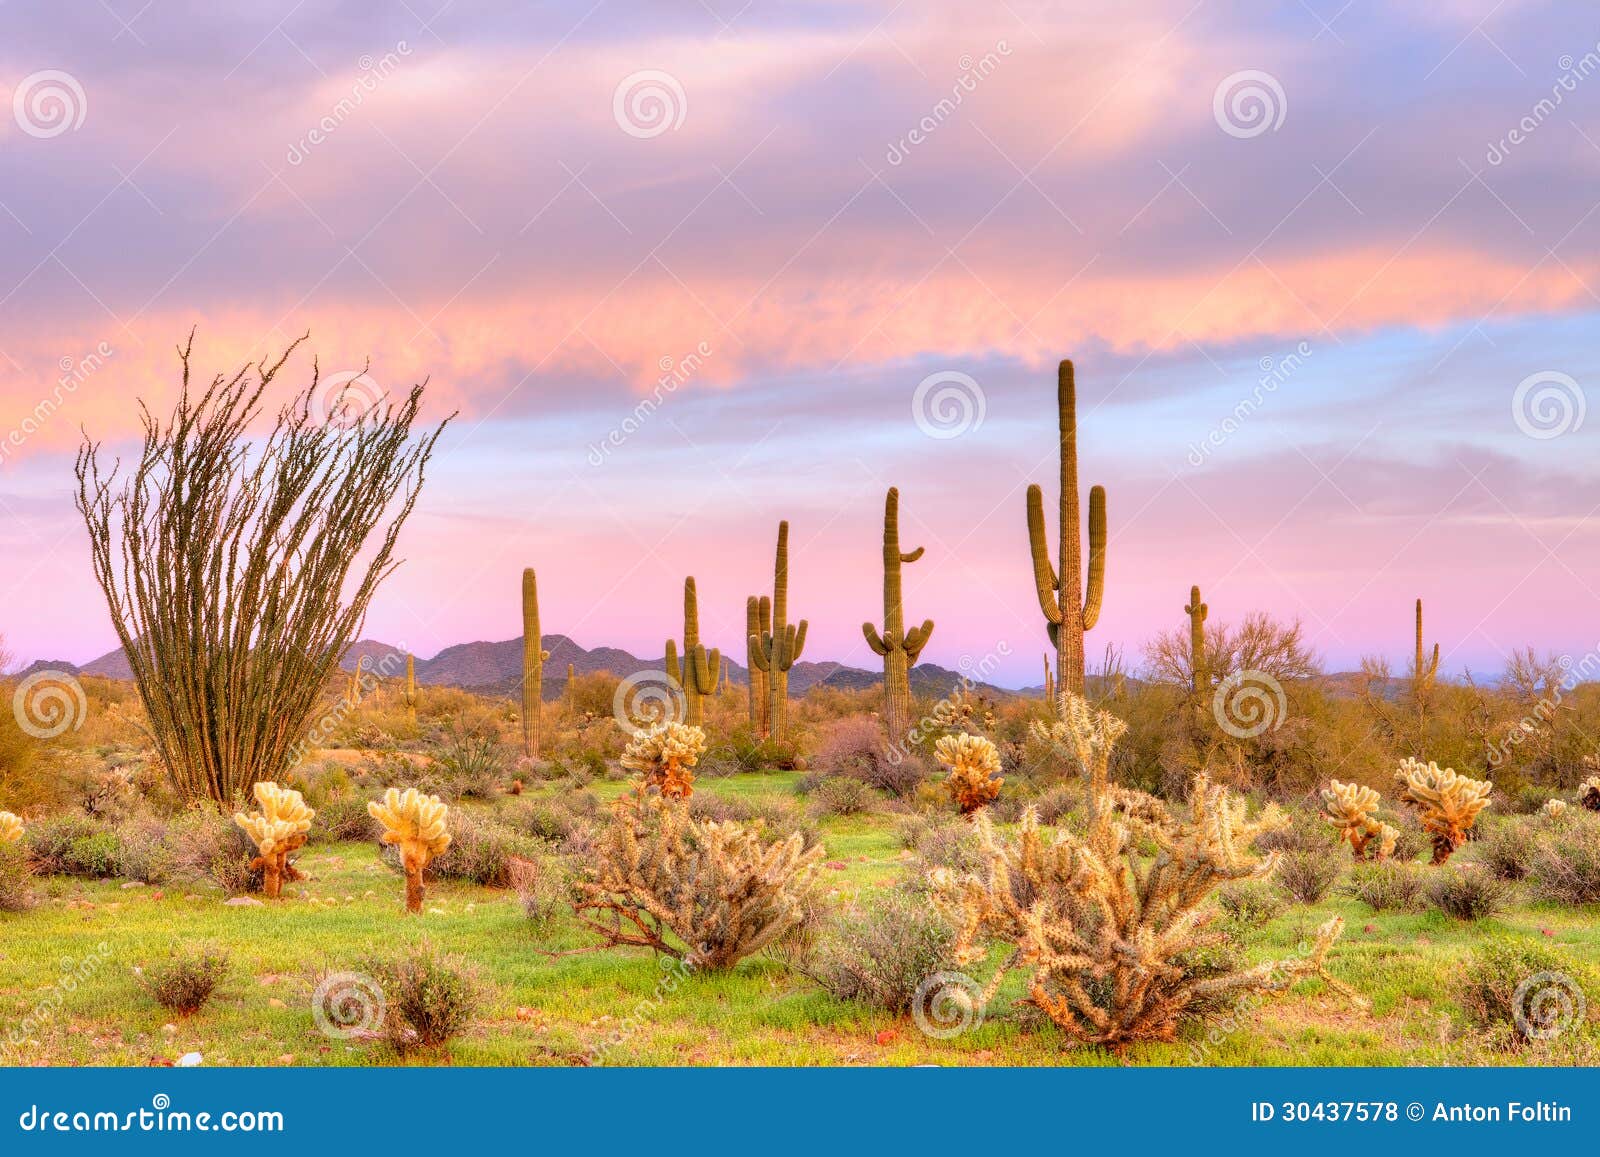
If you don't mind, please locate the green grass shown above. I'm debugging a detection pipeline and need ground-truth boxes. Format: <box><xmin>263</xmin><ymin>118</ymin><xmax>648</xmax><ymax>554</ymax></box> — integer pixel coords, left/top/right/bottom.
<box><xmin>2</xmin><ymin>772</ymin><xmax>1595</xmax><ymax>1067</ymax></box>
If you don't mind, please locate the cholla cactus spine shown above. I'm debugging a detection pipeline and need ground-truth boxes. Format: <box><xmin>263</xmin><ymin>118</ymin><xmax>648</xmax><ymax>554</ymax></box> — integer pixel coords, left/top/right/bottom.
<box><xmin>863</xmin><ymin>487</ymin><xmax>934</xmax><ymax>747</ymax></box>
<box><xmin>522</xmin><ymin>568</ymin><xmax>550</xmax><ymax>759</ymax></box>
<box><xmin>747</xmin><ymin>521</ymin><xmax>808</xmax><ymax>742</ymax></box>
<box><xmin>1185</xmin><ymin>584</ymin><xmax>1208</xmax><ymax>693</ymax></box>
<box><xmin>368</xmin><ymin>787</ymin><xmax>451</xmax><ymax>913</ymax></box>
<box><xmin>1543</xmin><ymin>798</ymin><xmax>1569</xmax><ymax>818</ymax></box>
<box><xmin>233</xmin><ymin>782</ymin><xmax>315</xmax><ymax>898</ymax></box>
<box><xmin>936</xmin><ymin>732</ymin><xmax>1003</xmax><ymax>813</ymax></box>
<box><xmin>1394</xmin><ymin>757</ymin><xmax>1491</xmax><ymax>864</ymax></box>
<box><xmin>665</xmin><ymin>577</ymin><xmax>721</xmax><ymax>727</ymax></box>
<box><xmin>1319</xmin><ymin>779</ymin><xmax>1395</xmax><ymax>860</ymax></box>
<box><xmin>1026</xmin><ymin>360</ymin><xmax>1107</xmax><ymax>703</ymax></box>
<box><xmin>620</xmin><ymin>720</ymin><xmax>707</xmax><ymax>800</ymax></box>
<box><xmin>0</xmin><ymin>812</ymin><xmax>24</xmax><ymax>845</ymax></box>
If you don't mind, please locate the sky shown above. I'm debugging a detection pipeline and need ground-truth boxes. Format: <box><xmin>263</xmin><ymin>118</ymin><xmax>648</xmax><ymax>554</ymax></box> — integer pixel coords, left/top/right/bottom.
<box><xmin>1</xmin><ymin>0</ymin><xmax>1599</xmax><ymax>688</ymax></box>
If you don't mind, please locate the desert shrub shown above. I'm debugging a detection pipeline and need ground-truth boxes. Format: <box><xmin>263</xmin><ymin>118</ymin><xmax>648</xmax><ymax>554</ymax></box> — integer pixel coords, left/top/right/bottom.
<box><xmin>1344</xmin><ymin>862</ymin><xmax>1426</xmax><ymax>912</ymax></box>
<box><xmin>312</xmin><ymin>795</ymin><xmax>378</xmax><ymax>843</ymax></box>
<box><xmin>1216</xmin><ymin>877</ymin><xmax>1286</xmax><ymax>930</ymax></box>
<box><xmin>162</xmin><ymin>805</ymin><xmax>261</xmax><ymax>894</ymax></box>
<box><xmin>1389</xmin><ymin>811</ymin><xmax>1430</xmax><ymax>863</ymax></box>
<box><xmin>113</xmin><ymin>813</ymin><xmax>174</xmax><ymax>883</ymax></box>
<box><xmin>1474</xmin><ymin>817</ymin><xmax>1536</xmax><ymax>880</ymax></box>
<box><xmin>504</xmin><ymin>800</ymin><xmax>579</xmax><ymax>845</ymax></box>
<box><xmin>574</xmin><ymin>797</ymin><xmax>822</xmax><ymax>969</ymax></box>
<box><xmin>427</xmin><ymin>715</ymin><xmax>508</xmax><ymax>799</ymax></box>
<box><xmin>138</xmin><ymin>947</ymin><xmax>229</xmax><ymax>1015</ymax></box>
<box><xmin>1032</xmin><ymin>784</ymin><xmax>1081</xmax><ymax>828</ymax></box>
<box><xmin>911</xmin><ymin>820</ymin><xmax>982</xmax><ymax>877</ymax></box>
<box><xmin>1529</xmin><ymin>813</ymin><xmax>1600</xmax><ymax>904</ymax></box>
<box><xmin>895</xmin><ymin>813</ymin><xmax>932</xmax><ymax>849</ymax></box>
<box><xmin>363</xmin><ymin>946</ymin><xmax>480</xmax><ymax>1053</ymax></box>
<box><xmin>1460</xmin><ymin>936</ymin><xmax>1598</xmax><ymax>1042</ymax></box>
<box><xmin>809</xmin><ymin>777</ymin><xmax>877</xmax><ymax>817</ymax></box>
<box><xmin>718</xmin><ymin>723</ymin><xmax>801</xmax><ymax>773</ymax></box>
<box><xmin>1275</xmin><ymin>850</ymin><xmax>1342</xmax><ymax>904</ymax></box>
<box><xmin>427</xmin><ymin>810</ymin><xmax>542</xmax><ymax>887</ymax></box>
<box><xmin>814</xmin><ymin>890</ymin><xmax>956</xmax><ymax>1012</ymax></box>
<box><xmin>25</xmin><ymin>815</ymin><xmax>122</xmax><ymax>878</ymax></box>
<box><xmin>1256</xmin><ymin>806</ymin><xmax>1336</xmax><ymax>855</ymax></box>
<box><xmin>0</xmin><ymin>843</ymin><xmax>36</xmax><ymax>912</ymax></box>
<box><xmin>1426</xmin><ymin>868</ymin><xmax>1509</xmax><ymax>921</ymax></box>
<box><xmin>510</xmin><ymin>852</ymin><xmax>570</xmax><ymax>928</ymax></box>
<box><xmin>813</xmin><ymin>716</ymin><xmax>925</xmax><ymax>797</ymax></box>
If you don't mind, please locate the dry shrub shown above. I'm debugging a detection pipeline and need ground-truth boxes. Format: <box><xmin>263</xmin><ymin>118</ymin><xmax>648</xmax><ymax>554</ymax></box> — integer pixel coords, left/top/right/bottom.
<box><xmin>1216</xmin><ymin>878</ymin><xmax>1287</xmax><ymax>930</ymax></box>
<box><xmin>510</xmin><ymin>852</ymin><xmax>570</xmax><ymax>928</ymax></box>
<box><xmin>0</xmin><ymin>844</ymin><xmax>36</xmax><ymax>912</ymax></box>
<box><xmin>574</xmin><ymin>797</ymin><xmax>822</xmax><ymax>969</ymax></box>
<box><xmin>1344</xmin><ymin>862</ymin><xmax>1426</xmax><ymax>912</ymax></box>
<box><xmin>426</xmin><ymin>810</ymin><xmax>542</xmax><ymax>887</ymax></box>
<box><xmin>1530</xmin><ymin>812</ymin><xmax>1600</xmax><ymax>904</ymax></box>
<box><xmin>814</xmin><ymin>890</ymin><xmax>956</xmax><ymax>1012</ymax></box>
<box><xmin>362</xmin><ymin>945</ymin><xmax>480</xmax><ymax>1053</ymax></box>
<box><xmin>808</xmin><ymin>777</ymin><xmax>877</xmax><ymax>817</ymax></box>
<box><xmin>162</xmin><ymin>805</ymin><xmax>262</xmax><ymax>893</ymax></box>
<box><xmin>1474</xmin><ymin>816</ymin><xmax>1536</xmax><ymax>880</ymax></box>
<box><xmin>24</xmin><ymin>815</ymin><xmax>122</xmax><ymax>878</ymax></box>
<box><xmin>1426</xmin><ymin>867</ymin><xmax>1509</xmax><ymax>921</ymax></box>
<box><xmin>1275</xmin><ymin>850</ymin><xmax>1343</xmax><ymax>904</ymax></box>
<box><xmin>1460</xmin><ymin>937</ymin><xmax>1598</xmax><ymax>1043</ymax></box>
<box><xmin>813</xmin><ymin>715</ymin><xmax>925</xmax><ymax>797</ymax></box>
<box><xmin>138</xmin><ymin>947</ymin><xmax>229</xmax><ymax>1016</ymax></box>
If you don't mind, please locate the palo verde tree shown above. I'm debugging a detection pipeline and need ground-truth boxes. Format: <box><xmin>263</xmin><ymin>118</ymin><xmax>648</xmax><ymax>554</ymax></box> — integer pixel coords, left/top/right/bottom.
<box><xmin>74</xmin><ymin>332</ymin><xmax>447</xmax><ymax>804</ymax></box>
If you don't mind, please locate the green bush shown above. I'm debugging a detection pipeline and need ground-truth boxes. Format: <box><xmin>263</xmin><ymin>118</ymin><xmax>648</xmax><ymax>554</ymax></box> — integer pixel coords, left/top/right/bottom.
<box><xmin>1530</xmin><ymin>814</ymin><xmax>1600</xmax><ymax>904</ymax></box>
<box><xmin>25</xmin><ymin>815</ymin><xmax>121</xmax><ymax>877</ymax></box>
<box><xmin>363</xmin><ymin>946</ymin><xmax>480</xmax><ymax>1053</ymax></box>
<box><xmin>1460</xmin><ymin>936</ymin><xmax>1597</xmax><ymax>1042</ymax></box>
<box><xmin>807</xmin><ymin>777</ymin><xmax>877</xmax><ymax>817</ymax></box>
<box><xmin>1216</xmin><ymin>877</ymin><xmax>1287</xmax><ymax>929</ymax></box>
<box><xmin>427</xmin><ymin>810</ymin><xmax>542</xmax><ymax>887</ymax></box>
<box><xmin>138</xmin><ymin>947</ymin><xmax>229</xmax><ymax>1016</ymax></box>
<box><xmin>0</xmin><ymin>843</ymin><xmax>36</xmax><ymax>912</ymax></box>
<box><xmin>311</xmin><ymin>795</ymin><xmax>378</xmax><ymax>844</ymax></box>
<box><xmin>1474</xmin><ymin>817</ymin><xmax>1536</xmax><ymax>880</ymax></box>
<box><xmin>815</xmin><ymin>891</ymin><xmax>956</xmax><ymax>1013</ymax></box>
<box><xmin>1427</xmin><ymin>868</ymin><xmax>1509</xmax><ymax>921</ymax></box>
<box><xmin>1344</xmin><ymin>862</ymin><xmax>1426</xmax><ymax>912</ymax></box>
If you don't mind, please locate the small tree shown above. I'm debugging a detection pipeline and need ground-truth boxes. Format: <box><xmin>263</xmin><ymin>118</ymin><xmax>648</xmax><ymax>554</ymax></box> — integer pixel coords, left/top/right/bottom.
<box><xmin>75</xmin><ymin>333</ymin><xmax>446</xmax><ymax>803</ymax></box>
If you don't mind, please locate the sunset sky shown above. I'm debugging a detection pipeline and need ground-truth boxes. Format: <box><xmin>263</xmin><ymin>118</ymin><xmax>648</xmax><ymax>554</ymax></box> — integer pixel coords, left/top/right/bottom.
<box><xmin>2</xmin><ymin>0</ymin><xmax>1598</xmax><ymax>687</ymax></box>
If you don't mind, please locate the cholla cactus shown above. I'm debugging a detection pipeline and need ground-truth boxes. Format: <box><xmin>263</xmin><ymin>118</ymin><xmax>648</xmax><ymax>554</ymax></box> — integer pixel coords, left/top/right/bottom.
<box><xmin>575</xmin><ymin>796</ymin><xmax>822</xmax><ymax>969</ymax></box>
<box><xmin>620</xmin><ymin>721</ymin><xmax>706</xmax><ymax>800</ymax></box>
<box><xmin>233</xmin><ymin>782</ymin><xmax>314</xmax><ymax>898</ymax></box>
<box><xmin>1543</xmin><ymin>798</ymin><xmax>1569</xmax><ymax>818</ymax></box>
<box><xmin>932</xmin><ymin>692</ymin><xmax>1353</xmax><ymax>1047</ymax></box>
<box><xmin>1394</xmin><ymin>757</ymin><xmax>1491</xmax><ymax>864</ymax></box>
<box><xmin>935</xmin><ymin>733</ymin><xmax>1003</xmax><ymax>814</ymax></box>
<box><xmin>369</xmin><ymin>787</ymin><xmax>452</xmax><ymax>913</ymax></box>
<box><xmin>1579</xmin><ymin>772</ymin><xmax>1600</xmax><ymax>812</ymax></box>
<box><xmin>0</xmin><ymin>812</ymin><xmax>23</xmax><ymax>845</ymax></box>
<box><xmin>1319</xmin><ymin>780</ymin><xmax>1396</xmax><ymax>860</ymax></box>
<box><xmin>1030</xmin><ymin>692</ymin><xmax>1128</xmax><ymax>825</ymax></box>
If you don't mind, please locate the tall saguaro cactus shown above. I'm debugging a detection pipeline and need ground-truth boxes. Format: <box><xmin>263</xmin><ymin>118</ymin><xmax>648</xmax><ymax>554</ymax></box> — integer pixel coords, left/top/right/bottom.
<box><xmin>748</xmin><ymin>521</ymin><xmax>808</xmax><ymax>742</ymax></box>
<box><xmin>863</xmin><ymin>487</ymin><xmax>934</xmax><ymax>746</ymax></box>
<box><xmin>521</xmin><ymin>568</ymin><xmax>550</xmax><ymax>759</ymax></box>
<box><xmin>745</xmin><ymin>595</ymin><xmax>771</xmax><ymax>735</ymax></box>
<box><xmin>402</xmin><ymin>653</ymin><xmax>417</xmax><ymax>723</ymax></box>
<box><xmin>1025</xmin><ymin>360</ymin><xmax>1107</xmax><ymax>703</ymax></box>
<box><xmin>1185</xmin><ymin>585</ymin><xmax>1209</xmax><ymax>694</ymax></box>
<box><xmin>1042</xmin><ymin>653</ymin><xmax>1055</xmax><ymax>705</ymax></box>
<box><xmin>1412</xmin><ymin>597</ymin><xmax>1440</xmax><ymax>733</ymax></box>
<box><xmin>666</xmin><ymin>576</ymin><xmax>722</xmax><ymax>726</ymax></box>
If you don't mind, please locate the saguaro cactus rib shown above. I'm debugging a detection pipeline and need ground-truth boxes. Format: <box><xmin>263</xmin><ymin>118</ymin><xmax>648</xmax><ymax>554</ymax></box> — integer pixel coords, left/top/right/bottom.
<box><xmin>862</xmin><ymin>487</ymin><xmax>934</xmax><ymax>747</ymax></box>
<box><xmin>522</xmin><ymin>568</ymin><xmax>550</xmax><ymax>759</ymax></box>
<box><xmin>666</xmin><ymin>577</ymin><xmax>721</xmax><ymax>726</ymax></box>
<box><xmin>747</xmin><ymin>522</ymin><xmax>808</xmax><ymax>742</ymax></box>
<box><xmin>1025</xmin><ymin>360</ymin><xmax>1107</xmax><ymax>702</ymax></box>
<box><xmin>745</xmin><ymin>595</ymin><xmax>772</xmax><ymax>735</ymax></box>
<box><xmin>1185</xmin><ymin>585</ymin><xmax>1209</xmax><ymax>694</ymax></box>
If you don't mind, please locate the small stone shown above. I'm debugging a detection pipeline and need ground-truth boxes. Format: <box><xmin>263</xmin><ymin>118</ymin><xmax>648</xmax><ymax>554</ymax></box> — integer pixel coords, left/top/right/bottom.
<box><xmin>224</xmin><ymin>896</ymin><xmax>263</xmax><ymax>907</ymax></box>
<box><xmin>176</xmin><ymin>1052</ymin><xmax>203</xmax><ymax>1067</ymax></box>
<box><xmin>121</xmin><ymin>881</ymin><xmax>146</xmax><ymax>890</ymax></box>
<box><xmin>277</xmin><ymin>1054</ymin><xmax>295</xmax><ymax>1065</ymax></box>
<box><xmin>825</xmin><ymin>861</ymin><xmax>847</xmax><ymax>871</ymax></box>
<box><xmin>161</xmin><ymin>1023</ymin><xmax>178</xmax><ymax>1035</ymax></box>
<box><xmin>268</xmin><ymin>998</ymin><xmax>285</xmax><ymax>1009</ymax></box>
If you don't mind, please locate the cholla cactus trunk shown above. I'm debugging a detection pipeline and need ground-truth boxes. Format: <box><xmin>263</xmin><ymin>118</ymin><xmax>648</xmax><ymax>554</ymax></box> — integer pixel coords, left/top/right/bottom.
<box><xmin>73</xmin><ymin>334</ymin><xmax>446</xmax><ymax>805</ymax></box>
<box><xmin>1395</xmin><ymin>757</ymin><xmax>1490</xmax><ymax>864</ymax></box>
<box><xmin>745</xmin><ymin>596</ymin><xmax>771</xmax><ymax>735</ymax></box>
<box><xmin>1026</xmin><ymin>360</ymin><xmax>1106</xmax><ymax>704</ymax></box>
<box><xmin>521</xmin><ymin>568</ymin><xmax>549</xmax><ymax>758</ymax></box>
<box><xmin>234</xmin><ymin>782</ymin><xmax>315</xmax><ymax>899</ymax></box>
<box><xmin>665</xmin><ymin>577</ymin><xmax>721</xmax><ymax>727</ymax></box>
<box><xmin>863</xmin><ymin>488</ymin><xmax>934</xmax><ymax>749</ymax></box>
<box><xmin>1319</xmin><ymin>780</ymin><xmax>1396</xmax><ymax>860</ymax></box>
<box><xmin>402</xmin><ymin>653</ymin><xmax>417</xmax><ymax>722</ymax></box>
<box><xmin>748</xmin><ymin>523</ymin><xmax>807</xmax><ymax>743</ymax></box>
<box><xmin>369</xmin><ymin>787</ymin><xmax>451</xmax><ymax>913</ymax></box>
<box><xmin>1185</xmin><ymin>585</ymin><xmax>1208</xmax><ymax>694</ymax></box>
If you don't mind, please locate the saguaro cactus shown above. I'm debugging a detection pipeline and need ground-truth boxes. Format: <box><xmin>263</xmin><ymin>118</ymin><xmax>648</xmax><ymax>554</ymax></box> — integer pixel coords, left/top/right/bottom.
<box><xmin>1411</xmin><ymin>598</ymin><xmax>1439</xmax><ymax>728</ymax></box>
<box><xmin>1026</xmin><ymin>360</ymin><xmax>1107</xmax><ymax>703</ymax></box>
<box><xmin>369</xmin><ymin>787</ymin><xmax>451</xmax><ymax>913</ymax></box>
<box><xmin>522</xmin><ymin>568</ymin><xmax>550</xmax><ymax>759</ymax></box>
<box><xmin>747</xmin><ymin>521</ymin><xmax>808</xmax><ymax>742</ymax></box>
<box><xmin>1042</xmin><ymin>654</ymin><xmax>1055</xmax><ymax>705</ymax></box>
<box><xmin>745</xmin><ymin>595</ymin><xmax>771</xmax><ymax>735</ymax></box>
<box><xmin>565</xmin><ymin>661</ymin><xmax>577</xmax><ymax>711</ymax></box>
<box><xmin>1185</xmin><ymin>585</ymin><xmax>1209</xmax><ymax>694</ymax></box>
<box><xmin>863</xmin><ymin>487</ymin><xmax>934</xmax><ymax>746</ymax></box>
<box><xmin>665</xmin><ymin>576</ymin><xmax>722</xmax><ymax>726</ymax></box>
<box><xmin>402</xmin><ymin>653</ymin><xmax>417</xmax><ymax>722</ymax></box>
<box><xmin>233</xmin><ymin>782</ymin><xmax>315</xmax><ymax>898</ymax></box>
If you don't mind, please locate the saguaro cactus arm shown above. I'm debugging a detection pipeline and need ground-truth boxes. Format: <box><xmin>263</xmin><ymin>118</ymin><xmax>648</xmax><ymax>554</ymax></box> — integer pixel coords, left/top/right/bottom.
<box><xmin>1082</xmin><ymin>484</ymin><xmax>1106</xmax><ymax>630</ymax></box>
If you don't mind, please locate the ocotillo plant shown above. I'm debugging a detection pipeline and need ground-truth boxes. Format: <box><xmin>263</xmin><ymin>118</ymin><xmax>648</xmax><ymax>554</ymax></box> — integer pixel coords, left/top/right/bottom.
<box><xmin>665</xmin><ymin>576</ymin><xmax>722</xmax><ymax>726</ymax></box>
<box><xmin>74</xmin><ymin>332</ymin><xmax>446</xmax><ymax>804</ymax></box>
<box><xmin>522</xmin><ymin>568</ymin><xmax>550</xmax><ymax>759</ymax></box>
<box><xmin>862</xmin><ymin>487</ymin><xmax>934</xmax><ymax>746</ymax></box>
<box><xmin>1025</xmin><ymin>360</ymin><xmax>1107</xmax><ymax>704</ymax></box>
<box><xmin>1185</xmin><ymin>585</ymin><xmax>1208</xmax><ymax>694</ymax></box>
<box><xmin>1411</xmin><ymin>597</ymin><xmax>1440</xmax><ymax>732</ymax></box>
<box><xmin>748</xmin><ymin>521</ymin><xmax>808</xmax><ymax>742</ymax></box>
<box><xmin>402</xmin><ymin>653</ymin><xmax>417</xmax><ymax>722</ymax></box>
<box><xmin>745</xmin><ymin>594</ymin><xmax>772</xmax><ymax>736</ymax></box>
